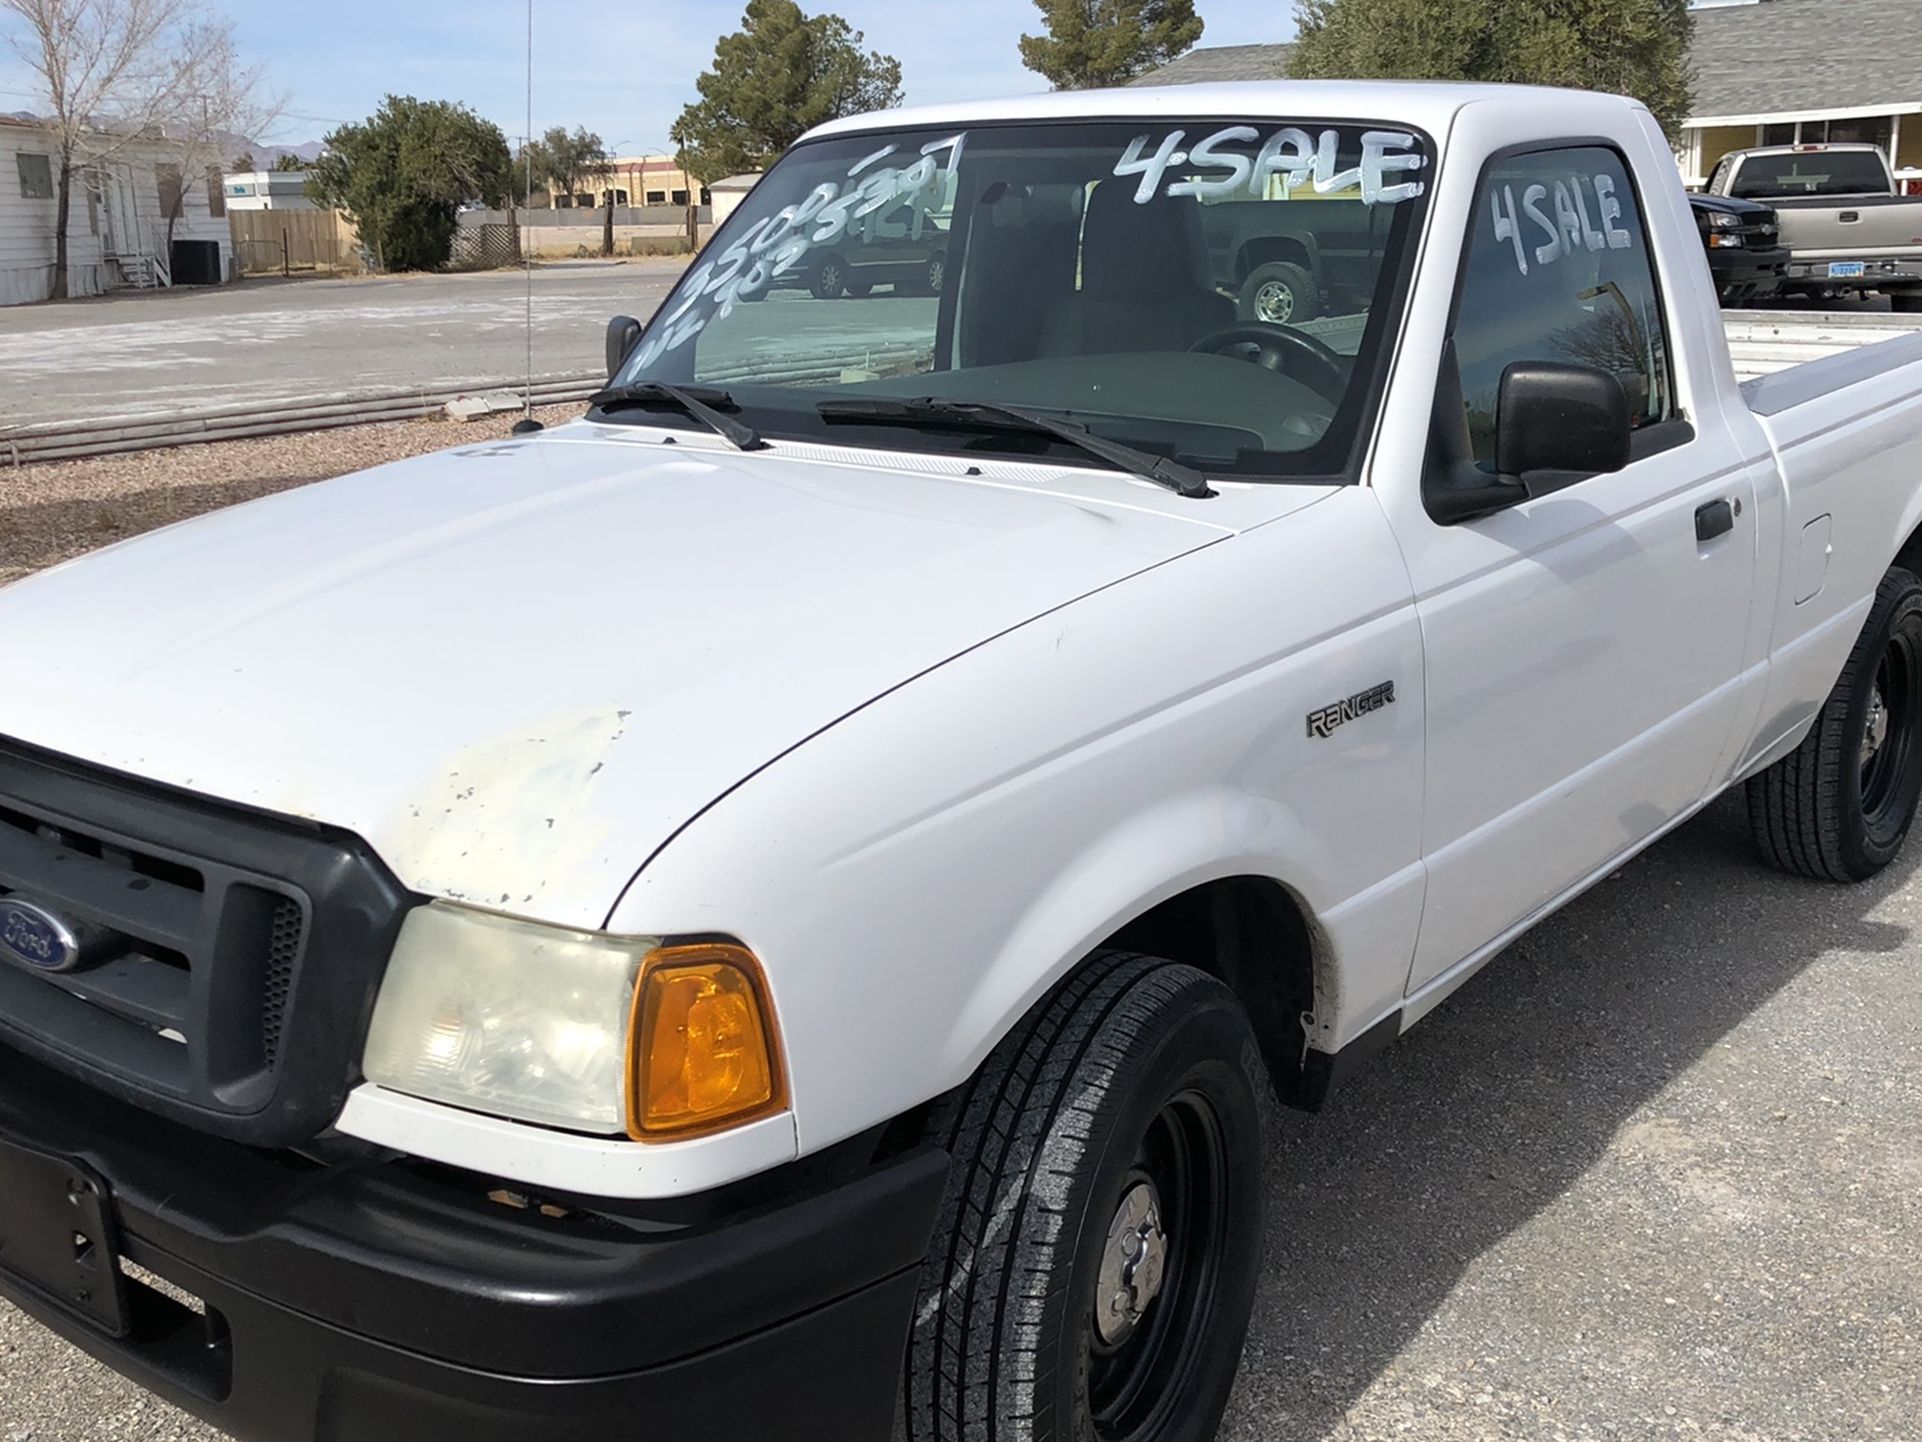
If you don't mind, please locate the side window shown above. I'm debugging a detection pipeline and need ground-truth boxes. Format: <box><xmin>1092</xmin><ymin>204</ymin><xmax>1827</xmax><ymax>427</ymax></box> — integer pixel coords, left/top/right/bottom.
<box><xmin>16</xmin><ymin>152</ymin><xmax>53</xmax><ymax>200</ymax></box>
<box><xmin>1450</xmin><ymin>145</ymin><xmax>1674</xmax><ymax>464</ymax></box>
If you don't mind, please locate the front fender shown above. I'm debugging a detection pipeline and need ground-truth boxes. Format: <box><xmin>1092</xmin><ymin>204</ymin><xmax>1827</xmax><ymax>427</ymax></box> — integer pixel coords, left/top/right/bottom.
<box><xmin>611</xmin><ymin>487</ymin><xmax>1426</xmax><ymax>1161</ymax></box>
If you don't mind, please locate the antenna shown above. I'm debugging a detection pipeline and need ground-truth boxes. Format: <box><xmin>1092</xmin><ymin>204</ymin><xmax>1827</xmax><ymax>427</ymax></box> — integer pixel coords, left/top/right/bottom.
<box><xmin>512</xmin><ymin>0</ymin><xmax>542</xmax><ymax>436</ymax></box>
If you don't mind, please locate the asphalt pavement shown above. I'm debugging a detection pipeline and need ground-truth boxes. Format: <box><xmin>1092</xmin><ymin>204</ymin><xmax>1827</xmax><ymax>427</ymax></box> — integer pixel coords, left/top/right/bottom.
<box><xmin>0</xmin><ymin>261</ymin><xmax>683</xmax><ymax>428</ymax></box>
<box><xmin>1</xmin><ymin>793</ymin><xmax>1916</xmax><ymax>1440</ymax></box>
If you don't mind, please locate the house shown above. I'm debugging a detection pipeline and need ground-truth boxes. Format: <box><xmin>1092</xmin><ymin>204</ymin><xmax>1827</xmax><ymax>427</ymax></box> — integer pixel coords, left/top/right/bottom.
<box><xmin>1136</xmin><ymin>2</ymin><xmax>1922</xmax><ymax>194</ymax></box>
<box><xmin>2</xmin><ymin>114</ymin><xmax>233</xmax><ymax>305</ymax></box>
<box><xmin>223</xmin><ymin>169</ymin><xmax>317</xmax><ymax>211</ymax></box>
<box><xmin>1683</xmin><ymin>0</ymin><xmax>1922</xmax><ymax>191</ymax></box>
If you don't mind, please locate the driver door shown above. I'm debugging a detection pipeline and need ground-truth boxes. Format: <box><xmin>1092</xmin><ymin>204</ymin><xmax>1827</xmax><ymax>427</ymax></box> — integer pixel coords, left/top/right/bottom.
<box><xmin>1390</xmin><ymin>141</ymin><xmax>1759</xmax><ymax>1000</ymax></box>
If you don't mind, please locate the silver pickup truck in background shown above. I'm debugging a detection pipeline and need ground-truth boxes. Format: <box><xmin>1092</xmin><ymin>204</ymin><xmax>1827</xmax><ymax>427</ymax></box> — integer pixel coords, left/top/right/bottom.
<box><xmin>1708</xmin><ymin>143</ymin><xmax>1922</xmax><ymax>308</ymax></box>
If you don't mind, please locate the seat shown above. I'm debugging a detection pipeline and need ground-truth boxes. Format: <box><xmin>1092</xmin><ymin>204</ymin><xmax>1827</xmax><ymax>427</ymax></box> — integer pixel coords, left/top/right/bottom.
<box><xmin>1039</xmin><ymin>180</ymin><xmax>1232</xmax><ymax>357</ymax></box>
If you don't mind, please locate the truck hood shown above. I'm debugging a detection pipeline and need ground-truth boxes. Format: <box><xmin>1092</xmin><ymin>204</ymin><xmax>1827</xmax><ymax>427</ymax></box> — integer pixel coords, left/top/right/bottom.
<box><xmin>0</xmin><ymin>425</ymin><xmax>1314</xmax><ymax>927</ymax></box>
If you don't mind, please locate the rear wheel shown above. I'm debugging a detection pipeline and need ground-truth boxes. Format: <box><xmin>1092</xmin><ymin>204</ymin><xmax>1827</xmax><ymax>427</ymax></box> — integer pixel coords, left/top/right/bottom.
<box><xmin>846</xmin><ymin>278</ymin><xmax>873</xmax><ymax>297</ymax></box>
<box><xmin>811</xmin><ymin>256</ymin><xmax>847</xmax><ymax>299</ymax></box>
<box><xmin>904</xmin><ymin>951</ymin><xmax>1265</xmax><ymax>1442</ymax></box>
<box><xmin>1748</xmin><ymin>566</ymin><xmax>1922</xmax><ymax>880</ymax></box>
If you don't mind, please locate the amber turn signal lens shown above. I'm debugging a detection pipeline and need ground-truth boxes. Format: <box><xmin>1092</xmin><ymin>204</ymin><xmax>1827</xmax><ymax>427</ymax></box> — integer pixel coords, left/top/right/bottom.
<box><xmin>627</xmin><ymin>944</ymin><xmax>785</xmax><ymax>1140</ymax></box>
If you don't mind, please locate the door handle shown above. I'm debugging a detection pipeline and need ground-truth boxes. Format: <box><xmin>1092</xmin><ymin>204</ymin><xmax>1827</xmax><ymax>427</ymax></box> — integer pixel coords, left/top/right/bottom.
<box><xmin>1696</xmin><ymin>497</ymin><xmax>1736</xmax><ymax>542</ymax></box>
<box><xmin>1840</xmin><ymin>210</ymin><xmax>1860</xmax><ymax>223</ymax></box>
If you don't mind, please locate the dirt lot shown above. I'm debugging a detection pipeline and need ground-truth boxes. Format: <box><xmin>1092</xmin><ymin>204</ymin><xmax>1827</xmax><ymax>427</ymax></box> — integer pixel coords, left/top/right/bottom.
<box><xmin>0</xmin><ymin>422</ymin><xmax>1917</xmax><ymax>1442</ymax></box>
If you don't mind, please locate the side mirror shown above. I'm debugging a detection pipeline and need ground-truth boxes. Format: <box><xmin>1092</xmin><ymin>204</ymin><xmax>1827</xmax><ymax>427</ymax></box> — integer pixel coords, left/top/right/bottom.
<box><xmin>606</xmin><ymin>315</ymin><xmax>644</xmax><ymax>381</ymax></box>
<box><xmin>1495</xmin><ymin>361</ymin><xmax>1631</xmax><ymax>488</ymax></box>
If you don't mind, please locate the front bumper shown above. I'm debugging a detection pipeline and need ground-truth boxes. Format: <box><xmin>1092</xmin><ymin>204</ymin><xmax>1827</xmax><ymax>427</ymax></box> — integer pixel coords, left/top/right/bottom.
<box><xmin>0</xmin><ymin>1047</ymin><xmax>947</xmax><ymax>1442</ymax></box>
<box><xmin>1708</xmin><ymin>245</ymin><xmax>1789</xmax><ymax>297</ymax></box>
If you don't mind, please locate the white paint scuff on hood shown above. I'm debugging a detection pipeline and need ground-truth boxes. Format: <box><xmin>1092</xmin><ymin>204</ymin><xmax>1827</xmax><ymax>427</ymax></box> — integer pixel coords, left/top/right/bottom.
<box><xmin>0</xmin><ymin>425</ymin><xmax>1328</xmax><ymax>927</ymax></box>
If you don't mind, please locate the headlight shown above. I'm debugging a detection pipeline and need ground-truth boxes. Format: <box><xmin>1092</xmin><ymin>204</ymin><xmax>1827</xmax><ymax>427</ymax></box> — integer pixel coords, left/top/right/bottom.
<box><xmin>362</xmin><ymin>903</ymin><xmax>784</xmax><ymax>1139</ymax></box>
<box><xmin>1708</xmin><ymin>233</ymin><xmax>1746</xmax><ymax>249</ymax></box>
<box><xmin>1709</xmin><ymin>211</ymin><xmax>1742</xmax><ymax>229</ymax></box>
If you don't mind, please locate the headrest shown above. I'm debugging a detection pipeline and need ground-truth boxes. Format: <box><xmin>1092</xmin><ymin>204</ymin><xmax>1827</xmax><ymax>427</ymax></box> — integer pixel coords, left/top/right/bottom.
<box><xmin>1079</xmin><ymin>179</ymin><xmax>1211</xmax><ymax>301</ymax></box>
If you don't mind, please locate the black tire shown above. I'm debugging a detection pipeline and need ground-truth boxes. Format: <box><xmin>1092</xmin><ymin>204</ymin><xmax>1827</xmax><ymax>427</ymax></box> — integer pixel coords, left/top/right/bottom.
<box><xmin>1748</xmin><ymin>565</ymin><xmax>1922</xmax><ymax>880</ymax></box>
<box><xmin>1891</xmin><ymin>291</ymin><xmax>1922</xmax><ymax>314</ymax></box>
<box><xmin>811</xmin><ymin>256</ymin><xmax>847</xmax><ymax>299</ymax></box>
<box><xmin>1237</xmin><ymin>260</ymin><xmax>1319</xmax><ymax>325</ymax></box>
<box><xmin>904</xmin><ymin>951</ymin><xmax>1265</xmax><ymax>1442</ymax></box>
<box><xmin>846</xmin><ymin>279</ymin><xmax>874</xmax><ymax>297</ymax></box>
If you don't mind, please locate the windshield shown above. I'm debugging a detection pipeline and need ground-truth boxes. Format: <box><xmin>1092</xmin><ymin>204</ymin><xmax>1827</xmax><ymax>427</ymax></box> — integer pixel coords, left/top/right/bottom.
<box><xmin>614</xmin><ymin>118</ymin><xmax>1432</xmax><ymax>480</ymax></box>
<box><xmin>1732</xmin><ymin>150</ymin><xmax>1891</xmax><ymax>199</ymax></box>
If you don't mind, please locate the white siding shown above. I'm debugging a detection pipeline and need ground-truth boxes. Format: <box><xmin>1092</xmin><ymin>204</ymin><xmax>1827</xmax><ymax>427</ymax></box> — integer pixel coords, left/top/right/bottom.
<box><xmin>0</xmin><ymin>121</ymin><xmax>233</xmax><ymax>306</ymax></box>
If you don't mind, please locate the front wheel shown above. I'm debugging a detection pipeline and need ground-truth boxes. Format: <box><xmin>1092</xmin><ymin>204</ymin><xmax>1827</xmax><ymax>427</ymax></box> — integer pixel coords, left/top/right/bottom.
<box><xmin>904</xmin><ymin>952</ymin><xmax>1265</xmax><ymax>1442</ymax></box>
<box><xmin>1749</xmin><ymin>565</ymin><xmax>1922</xmax><ymax>880</ymax></box>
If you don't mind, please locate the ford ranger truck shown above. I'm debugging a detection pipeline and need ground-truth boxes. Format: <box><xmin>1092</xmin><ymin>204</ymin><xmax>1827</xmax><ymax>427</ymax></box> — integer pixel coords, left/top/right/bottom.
<box><xmin>1707</xmin><ymin>142</ymin><xmax>1922</xmax><ymax>307</ymax></box>
<box><xmin>3</xmin><ymin>82</ymin><xmax>1922</xmax><ymax>1442</ymax></box>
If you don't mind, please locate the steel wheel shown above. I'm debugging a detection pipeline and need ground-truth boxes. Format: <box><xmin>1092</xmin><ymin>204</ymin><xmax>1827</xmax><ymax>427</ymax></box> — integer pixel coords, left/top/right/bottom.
<box><xmin>1860</xmin><ymin>626</ymin><xmax>1920</xmax><ymax>843</ymax></box>
<box><xmin>1084</xmin><ymin>1092</ymin><xmax>1231</xmax><ymax>1440</ymax></box>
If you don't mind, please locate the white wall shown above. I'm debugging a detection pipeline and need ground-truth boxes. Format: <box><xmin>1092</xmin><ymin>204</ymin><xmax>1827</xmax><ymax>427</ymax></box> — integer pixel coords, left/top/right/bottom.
<box><xmin>0</xmin><ymin>123</ymin><xmax>233</xmax><ymax>306</ymax></box>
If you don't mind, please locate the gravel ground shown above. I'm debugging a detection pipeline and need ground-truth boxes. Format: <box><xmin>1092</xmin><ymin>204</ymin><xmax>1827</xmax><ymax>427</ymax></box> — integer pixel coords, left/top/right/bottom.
<box><xmin>0</xmin><ymin>404</ymin><xmax>585</xmax><ymax>587</ymax></box>
<box><xmin>0</xmin><ymin>427</ymin><xmax>1917</xmax><ymax>1440</ymax></box>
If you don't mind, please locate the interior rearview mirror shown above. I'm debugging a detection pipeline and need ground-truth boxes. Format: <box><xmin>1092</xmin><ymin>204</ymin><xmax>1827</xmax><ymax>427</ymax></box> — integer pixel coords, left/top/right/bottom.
<box><xmin>606</xmin><ymin>315</ymin><xmax>644</xmax><ymax>381</ymax></box>
<box><xmin>1495</xmin><ymin>361</ymin><xmax>1632</xmax><ymax>485</ymax></box>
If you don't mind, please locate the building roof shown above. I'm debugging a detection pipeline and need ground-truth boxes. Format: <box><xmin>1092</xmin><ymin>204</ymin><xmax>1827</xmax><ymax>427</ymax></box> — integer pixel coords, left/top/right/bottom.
<box><xmin>709</xmin><ymin>173</ymin><xmax>762</xmax><ymax>191</ymax></box>
<box><xmin>1689</xmin><ymin>0</ymin><xmax>1922</xmax><ymax>120</ymax></box>
<box><xmin>1131</xmin><ymin>4</ymin><xmax>1922</xmax><ymax>124</ymax></box>
<box><xmin>1127</xmin><ymin>42</ymin><xmax>1294</xmax><ymax>86</ymax></box>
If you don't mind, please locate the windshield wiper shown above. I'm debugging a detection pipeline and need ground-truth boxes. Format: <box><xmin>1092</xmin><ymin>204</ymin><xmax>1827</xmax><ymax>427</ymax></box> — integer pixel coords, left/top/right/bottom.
<box><xmin>589</xmin><ymin>381</ymin><xmax>764</xmax><ymax>451</ymax></box>
<box><xmin>817</xmin><ymin>397</ymin><xmax>1215</xmax><ymax>499</ymax></box>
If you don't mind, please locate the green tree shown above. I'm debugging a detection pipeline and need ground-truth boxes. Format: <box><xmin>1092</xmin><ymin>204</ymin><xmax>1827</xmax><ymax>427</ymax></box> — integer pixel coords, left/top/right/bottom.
<box><xmin>307</xmin><ymin>95</ymin><xmax>513</xmax><ymax>271</ymax></box>
<box><xmin>272</xmin><ymin>151</ymin><xmax>306</xmax><ymax>171</ymax></box>
<box><xmin>530</xmin><ymin>124</ymin><xmax>607</xmax><ymax>206</ymax></box>
<box><xmin>670</xmin><ymin>0</ymin><xmax>903</xmax><ymax>184</ymax></box>
<box><xmin>1289</xmin><ymin>0</ymin><xmax>1693</xmax><ymax>137</ymax></box>
<box><xmin>1018</xmin><ymin>0</ymin><xmax>1203</xmax><ymax>90</ymax></box>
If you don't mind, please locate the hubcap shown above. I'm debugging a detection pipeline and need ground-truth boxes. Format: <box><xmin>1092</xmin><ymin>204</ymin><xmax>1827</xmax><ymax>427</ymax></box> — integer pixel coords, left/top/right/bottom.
<box><xmin>1095</xmin><ymin>1181</ymin><xmax>1168</xmax><ymax>1346</ymax></box>
<box><xmin>1254</xmin><ymin>279</ymin><xmax>1293</xmax><ymax>324</ymax></box>
<box><xmin>1863</xmin><ymin>681</ymin><xmax>1890</xmax><ymax>773</ymax></box>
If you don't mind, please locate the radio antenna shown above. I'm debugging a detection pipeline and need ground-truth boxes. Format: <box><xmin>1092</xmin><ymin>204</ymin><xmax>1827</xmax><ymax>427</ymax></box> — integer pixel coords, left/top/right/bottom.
<box><xmin>512</xmin><ymin>0</ymin><xmax>542</xmax><ymax>435</ymax></box>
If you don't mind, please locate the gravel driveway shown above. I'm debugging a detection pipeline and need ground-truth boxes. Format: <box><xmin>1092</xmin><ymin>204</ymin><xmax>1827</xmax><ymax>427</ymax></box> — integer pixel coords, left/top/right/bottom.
<box><xmin>0</xmin><ymin>423</ymin><xmax>1917</xmax><ymax>1441</ymax></box>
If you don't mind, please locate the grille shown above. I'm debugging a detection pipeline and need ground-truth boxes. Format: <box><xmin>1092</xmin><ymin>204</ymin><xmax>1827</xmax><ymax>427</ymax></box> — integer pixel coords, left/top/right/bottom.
<box><xmin>0</xmin><ymin>738</ymin><xmax>411</xmax><ymax>1146</ymax></box>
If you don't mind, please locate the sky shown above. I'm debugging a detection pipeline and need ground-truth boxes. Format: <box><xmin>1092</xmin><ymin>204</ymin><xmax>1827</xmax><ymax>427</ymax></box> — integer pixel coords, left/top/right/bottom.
<box><xmin>1</xmin><ymin>0</ymin><xmax>1298</xmax><ymax>156</ymax></box>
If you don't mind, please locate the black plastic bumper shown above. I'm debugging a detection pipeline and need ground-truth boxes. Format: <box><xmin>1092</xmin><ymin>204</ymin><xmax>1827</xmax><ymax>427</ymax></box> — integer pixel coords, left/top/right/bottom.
<box><xmin>0</xmin><ymin>1047</ymin><xmax>948</xmax><ymax>1441</ymax></box>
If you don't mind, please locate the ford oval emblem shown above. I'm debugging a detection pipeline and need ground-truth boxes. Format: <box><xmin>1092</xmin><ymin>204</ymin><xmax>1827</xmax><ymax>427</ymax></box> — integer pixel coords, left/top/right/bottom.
<box><xmin>0</xmin><ymin>898</ymin><xmax>80</xmax><ymax>973</ymax></box>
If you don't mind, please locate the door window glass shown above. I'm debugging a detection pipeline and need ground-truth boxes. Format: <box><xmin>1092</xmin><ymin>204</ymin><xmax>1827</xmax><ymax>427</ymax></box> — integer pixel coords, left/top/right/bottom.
<box><xmin>1451</xmin><ymin>145</ymin><xmax>1673</xmax><ymax>463</ymax></box>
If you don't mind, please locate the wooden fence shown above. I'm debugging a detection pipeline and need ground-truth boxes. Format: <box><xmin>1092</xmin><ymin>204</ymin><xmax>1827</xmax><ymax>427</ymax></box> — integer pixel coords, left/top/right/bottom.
<box><xmin>228</xmin><ymin>209</ymin><xmax>363</xmax><ymax>276</ymax></box>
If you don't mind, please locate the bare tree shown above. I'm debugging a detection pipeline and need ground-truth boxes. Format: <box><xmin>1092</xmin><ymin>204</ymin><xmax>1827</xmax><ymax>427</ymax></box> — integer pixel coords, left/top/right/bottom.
<box><xmin>1</xmin><ymin>0</ymin><xmax>278</xmax><ymax>296</ymax></box>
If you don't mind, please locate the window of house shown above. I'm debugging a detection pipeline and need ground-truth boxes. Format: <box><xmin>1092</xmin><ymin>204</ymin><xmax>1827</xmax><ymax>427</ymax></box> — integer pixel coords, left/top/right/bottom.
<box><xmin>645</xmin><ymin>189</ymin><xmax>667</xmax><ymax>204</ymax></box>
<box><xmin>1448</xmin><ymin>144</ymin><xmax>1674</xmax><ymax>464</ymax></box>
<box><xmin>156</xmin><ymin>162</ymin><xmax>183</xmax><ymax>218</ymax></box>
<box><xmin>206</xmin><ymin>165</ymin><xmax>225</xmax><ymax>217</ymax></box>
<box><xmin>699</xmin><ymin>186</ymin><xmax>711</xmax><ymax>206</ymax></box>
<box><xmin>670</xmin><ymin>188</ymin><xmax>689</xmax><ymax>206</ymax></box>
<box><xmin>16</xmin><ymin>151</ymin><xmax>53</xmax><ymax>199</ymax></box>
<box><xmin>1760</xmin><ymin>122</ymin><xmax>1796</xmax><ymax>147</ymax></box>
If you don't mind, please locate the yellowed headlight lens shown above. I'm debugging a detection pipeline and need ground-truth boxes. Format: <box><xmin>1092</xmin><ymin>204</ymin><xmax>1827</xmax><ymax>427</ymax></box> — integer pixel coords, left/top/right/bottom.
<box><xmin>627</xmin><ymin>944</ymin><xmax>785</xmax><ymax>1140</ymax></box>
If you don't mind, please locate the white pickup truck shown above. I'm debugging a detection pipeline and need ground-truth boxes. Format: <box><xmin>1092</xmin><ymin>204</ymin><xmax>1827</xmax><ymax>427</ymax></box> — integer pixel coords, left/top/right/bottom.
<box><xmin>3</xmin><ymin>81</ymin><xmax>1921</xmax><ymax>1442</ymax></box>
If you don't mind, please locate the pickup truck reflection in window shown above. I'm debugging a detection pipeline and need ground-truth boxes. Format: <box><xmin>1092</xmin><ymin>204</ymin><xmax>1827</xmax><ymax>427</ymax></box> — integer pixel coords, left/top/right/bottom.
<box><xmin>614</xmin><ymin>120</ymin><xmax>1434</xmax><ymax>482</ymax></box>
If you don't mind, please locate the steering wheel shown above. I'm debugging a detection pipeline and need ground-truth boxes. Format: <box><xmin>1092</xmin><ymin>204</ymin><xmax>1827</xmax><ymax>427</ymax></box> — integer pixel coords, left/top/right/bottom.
<box><xmin>1188</xmin><ymin>323</ymin><xmax>1348</xmax><ymax>403</ymax></box>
